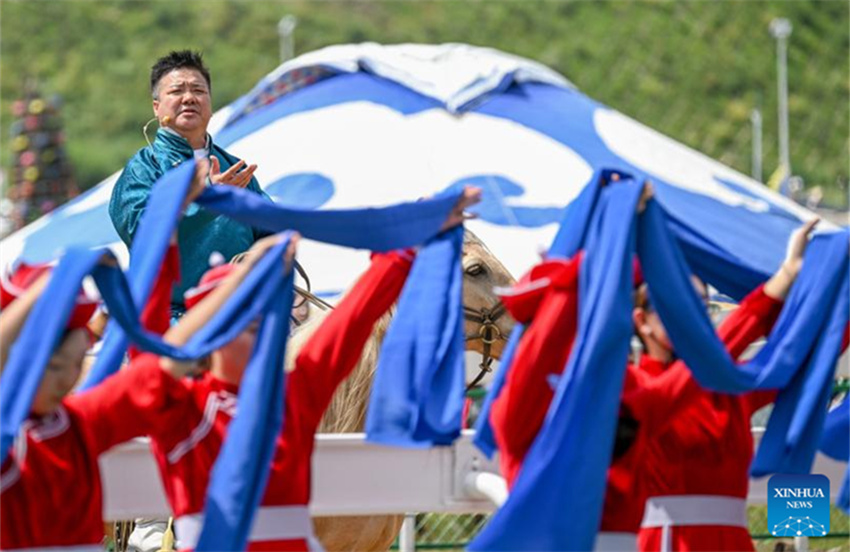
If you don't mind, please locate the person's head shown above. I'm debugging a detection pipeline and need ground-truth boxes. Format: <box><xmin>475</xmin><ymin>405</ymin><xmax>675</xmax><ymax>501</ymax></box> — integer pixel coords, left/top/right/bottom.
<box><xmin>185</xmin><ymin>259</ymin><xmax>268</xmax><ymax>385</ymax></box>
<box><xmin>184</xmin><ymin>263</ymin><xmax>251</xmax><ymax>385</ymax></box>
<box><xmin>632</xmin><ymin>275</ymin><xmax>708</xmax><ymax>362</ymax></box>
<box><xmin>31</xmin><ymin>329</ymin><xmax>89</xmax><ymax>415</ymax></box>
<box><xmin>150</xmin><ymin>50</ymin><xmax>212</xmax><ymax>146</ymax></box>
<box><xmin>1</xmin><ymin>264</ymin><xmax>96</xmax><ymax>416</ymax></box>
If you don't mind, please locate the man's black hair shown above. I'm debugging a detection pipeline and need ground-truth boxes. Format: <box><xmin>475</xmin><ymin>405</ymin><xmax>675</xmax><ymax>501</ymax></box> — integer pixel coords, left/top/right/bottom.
<box><xmin>150</xmin><ymin>50</ymin><xmax>211</xmax><ymax>98</ymax></box>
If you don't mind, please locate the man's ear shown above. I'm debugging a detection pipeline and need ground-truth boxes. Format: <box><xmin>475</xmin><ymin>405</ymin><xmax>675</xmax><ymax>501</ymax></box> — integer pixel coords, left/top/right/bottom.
<box><xmin>152</xmin><ymin>99</ymin><xmax>160</xmax><ymax>116</ymax></box>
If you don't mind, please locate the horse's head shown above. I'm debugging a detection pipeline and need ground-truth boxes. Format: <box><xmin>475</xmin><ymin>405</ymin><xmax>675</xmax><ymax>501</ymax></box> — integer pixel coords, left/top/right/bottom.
<box><xmin>461</xmin><ymin>229</ymin><xmax>516</xmax><ymax>363</ymax></box>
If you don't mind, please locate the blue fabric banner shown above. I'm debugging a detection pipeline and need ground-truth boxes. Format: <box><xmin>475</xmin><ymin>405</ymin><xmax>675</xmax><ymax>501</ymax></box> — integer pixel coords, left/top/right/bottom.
<box><xmin>473</xmin><ymin>168</ymin><xmax>610</xmax><ymax>458</ymax></box>
<box><xmin>195</xmin><ymin>184</ymin><xmax>460</xmax><ymax>252</ymax></box>
<box><xmin>82</xmin><ymin>160</ymin><xmax>462</xmax><ymax>391</ymax></box>
<box><xmin>820</xmin><ymin>399</ymin><xmax>849</xmax><ymax>513</ymax></box>
<box><xmin>196</xmin><ymin>247</ymin><xmax>295</xmax><ymax>550</ymax></box>
<box><xmin>81</xmin><ymin>161</ymin><xmax>197</xmax><ymax>391</ymax></box>
<box><xmin>366</xmin><ymin>226</ymin><xmax>466</xmax><ymax>447</ymax></box>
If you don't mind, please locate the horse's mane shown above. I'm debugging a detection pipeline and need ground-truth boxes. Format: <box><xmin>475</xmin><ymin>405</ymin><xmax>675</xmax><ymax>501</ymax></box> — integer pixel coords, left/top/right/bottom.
<box><xmin>285</xmin><ymin>302</ymin><xmax>396</xmax><ymax>434</ymax></box>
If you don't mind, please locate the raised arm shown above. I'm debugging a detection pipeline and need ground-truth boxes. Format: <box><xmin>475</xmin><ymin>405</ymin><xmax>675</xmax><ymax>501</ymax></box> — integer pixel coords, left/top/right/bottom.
<box><xmin>724</xmin><ymin>219</ymin><xmax>818</xmax><ymax>413</ymax></box>
<box><xmin>715</xmin><ymin>285</ymin><xmax>784</xmax><ymax>359</ymax></box>
<box><xmin>0</xmin><ymin>272</ymin><xmax>50</xmax><ymax>371</ymax></box>
<box><xmin>291</xmin><ymin>250</ymin><xmax>415</xmax><ymax>430</ymax></box>
<box><xmin>714</xmin><ymin>219</ymin><xmax>818</xmax><ymax>358</ymax></box>
<box><xmin>763</xmin><ymin>218</ymin><xmax>819</xmax><ymax>301</ymax></box>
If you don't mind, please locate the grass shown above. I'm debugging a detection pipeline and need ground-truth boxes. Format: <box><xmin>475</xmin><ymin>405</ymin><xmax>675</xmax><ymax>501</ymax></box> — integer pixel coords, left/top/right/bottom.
<box><xmin>1</xmin><ymin>1</ymin><xmax>847</xmax><ymax>205</ymax></box>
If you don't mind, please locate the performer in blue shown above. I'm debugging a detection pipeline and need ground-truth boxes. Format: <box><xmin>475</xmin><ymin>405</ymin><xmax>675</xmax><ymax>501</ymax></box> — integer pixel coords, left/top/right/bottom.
<box><xmin>109</xmin><ymin>50</ymin><xmax>268</xmax><ymax>316</ymax></box>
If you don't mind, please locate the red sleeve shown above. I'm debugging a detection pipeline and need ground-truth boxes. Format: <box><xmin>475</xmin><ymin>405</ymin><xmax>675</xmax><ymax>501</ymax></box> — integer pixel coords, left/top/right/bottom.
<box><xmin>65</xmin><ymin>353</ymin><xmax>190</xmax><ymax>455</ymax></box>
<box><xmin>490</xmin><ymin>258</ymin><xmax>580</xmax><ymax>478</ymax></box>
<box><xmin>128</xmin><ymin>244</ymin><xmax>180</xmax><ymax>361</ymax></box>
<box><xmin>715</xmin><ymin>284</ymin><xmax>783</xmax><ymax>415</ymax></box>
<box><xmin>289</xmin><ymin>251</ymin><xmax>414</xmax><ymax>431</ymax></box>
<box><xmin>716</xmin><ymin>284</ymin><xmax>783</xmax><ymax>360</ymax></box>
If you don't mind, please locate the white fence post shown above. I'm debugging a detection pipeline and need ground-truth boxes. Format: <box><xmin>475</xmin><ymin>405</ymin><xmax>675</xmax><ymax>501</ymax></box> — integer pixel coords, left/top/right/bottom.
<box><xmin>400</xmin><ymin>512</ymin><xmax>417</xmax><ymax>552</ymax></box>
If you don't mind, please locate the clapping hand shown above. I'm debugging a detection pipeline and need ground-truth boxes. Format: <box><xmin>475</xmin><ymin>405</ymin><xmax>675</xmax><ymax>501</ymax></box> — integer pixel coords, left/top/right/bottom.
<box><xmin>209</xmin><ymin>156</ymin><xmax>257</xmax><ymax>188</ymax></box>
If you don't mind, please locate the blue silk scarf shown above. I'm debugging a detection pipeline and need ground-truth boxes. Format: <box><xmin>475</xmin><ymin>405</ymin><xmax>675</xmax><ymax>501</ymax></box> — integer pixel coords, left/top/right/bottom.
<box><xmin>473</xmin><ymin>169</ymin><xmax>608</xmax><ymax>457</ymax></box>
<box><xmin>819</xmin><ymin>398</ymin><xmax>849</xmax><ymax>513</ymax></box>
<box><xmin>365</xmin><ymin>226</ymin><xmax>465</xmax><ymax>447</ymax></box>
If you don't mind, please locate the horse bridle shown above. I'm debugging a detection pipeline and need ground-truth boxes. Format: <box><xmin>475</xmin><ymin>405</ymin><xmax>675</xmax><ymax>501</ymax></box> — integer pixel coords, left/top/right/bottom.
<box><xmin>463</xmin><ymin>301</ymin><xmax>508</xmax><ymax>390</ymax></box>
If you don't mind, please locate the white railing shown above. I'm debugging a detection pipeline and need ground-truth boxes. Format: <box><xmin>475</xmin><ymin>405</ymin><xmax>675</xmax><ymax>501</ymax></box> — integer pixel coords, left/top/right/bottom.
<box><xmin>99</xmin><ymin>429</ymin><xmax>846</xmax><ymax>520</ymax></box>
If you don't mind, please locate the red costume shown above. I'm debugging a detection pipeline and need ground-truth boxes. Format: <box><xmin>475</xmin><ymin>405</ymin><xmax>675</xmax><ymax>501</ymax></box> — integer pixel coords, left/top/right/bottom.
<box><xmin>0</xmin><ymin>355</ymin><xmax>181</xmax><ymax>550</ymax></box>
<box><xmin>638</xmin><ymin>288</ymin><xmax>784</xmax><ymax>552</ymax></box>
<box><xmin>140</xmin><ymin>250</ymin><xmax>414</xmax><ymax>551</ymax></box>
<box><xmin>0</xmin><ymin>250</ymin><xmax>184</xmax><ymax>550</ymax></box>
<box><xmin>490</xmin><ymin>259</ymin><xmax>781</xmax><ymax>551</ymax></box>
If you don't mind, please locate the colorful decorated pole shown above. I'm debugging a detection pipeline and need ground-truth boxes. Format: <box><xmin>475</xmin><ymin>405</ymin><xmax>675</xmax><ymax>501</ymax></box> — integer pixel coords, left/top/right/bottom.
<box><xmin>4</xmin><ymin>82</ymin><xmax>78</xmax><ymax>237</ymax></box>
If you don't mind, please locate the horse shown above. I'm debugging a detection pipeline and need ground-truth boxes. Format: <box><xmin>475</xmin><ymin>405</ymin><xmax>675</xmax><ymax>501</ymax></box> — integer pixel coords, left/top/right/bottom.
<box><xmin>285</xmin><ymin>229</ymin><xmax>516</xmax><ymax>552</ymax></box>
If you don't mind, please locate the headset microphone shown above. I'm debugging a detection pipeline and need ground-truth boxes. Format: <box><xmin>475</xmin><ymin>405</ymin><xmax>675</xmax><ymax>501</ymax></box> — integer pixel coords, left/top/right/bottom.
<box><xmin>142</xmin><ymin>115</ymin><xmax>172</xmax><ymax>146</ymax></box>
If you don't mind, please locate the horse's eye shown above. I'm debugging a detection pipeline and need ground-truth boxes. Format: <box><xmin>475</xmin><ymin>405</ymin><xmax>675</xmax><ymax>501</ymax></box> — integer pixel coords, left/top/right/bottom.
<box><xmin>465</xmin><ymin>264</ymin><xmax>486</xmax><ymax>277</ymax></box>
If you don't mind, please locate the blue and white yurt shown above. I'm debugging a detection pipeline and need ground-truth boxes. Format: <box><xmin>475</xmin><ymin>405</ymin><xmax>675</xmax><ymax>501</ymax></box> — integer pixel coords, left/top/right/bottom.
<box><xmin>0</xmin><ymin>43</ymin><xmax>823</xmax><ymax>296</ymax></box>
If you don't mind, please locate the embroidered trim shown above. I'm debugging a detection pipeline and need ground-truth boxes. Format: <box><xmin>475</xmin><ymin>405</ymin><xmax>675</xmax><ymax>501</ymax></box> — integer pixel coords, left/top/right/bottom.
<box><xmin>0</xmin><ymin>420</ymin><xmax>34</xmax><ymax>493</ymax></box>
<box><xmin>30</xmin><ymin>406</ymin><xmax>70</xmax><ymax>442</ymax></box>
<box><xmin>167</xmin><ymin>391</ymin><xmax>236</xmax><ymax>464</ymax></box>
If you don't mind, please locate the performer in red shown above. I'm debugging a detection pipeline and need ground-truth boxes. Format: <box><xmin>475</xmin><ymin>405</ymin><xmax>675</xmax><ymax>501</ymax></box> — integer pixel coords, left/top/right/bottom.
<box><xmin>490</xmin><ymin>251</ymin><xmax>711</xmax><ymax>551</ymax></box>
<box><xmin>143</xmin><ymin>189</ymin><xmax>479</xmax><ymax>551</ymax></box>
<box><xmin>637</xmin><ymin>219</ymin><xmax>820</xmax><ymax>552</ymax></box>
<box><xmin>489</xmin><ymin>191</ymin><xmax>814</xmax><ymax>551</ymax></box>
<box><xmin>0</xmin><ymin>165</ymin><xmax>214</xmax><ymax>551</ymax></box>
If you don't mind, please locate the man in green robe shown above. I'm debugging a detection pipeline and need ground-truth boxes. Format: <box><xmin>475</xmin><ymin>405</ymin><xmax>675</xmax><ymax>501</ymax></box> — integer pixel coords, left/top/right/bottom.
<box><xmin>109</xmin><ymin>50</ymin><xmax>269</xmax><ymax>316</ymax></box>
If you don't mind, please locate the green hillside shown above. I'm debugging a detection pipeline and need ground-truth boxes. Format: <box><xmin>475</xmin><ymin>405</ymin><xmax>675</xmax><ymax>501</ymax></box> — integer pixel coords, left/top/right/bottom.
<box><xmin>1</xmin><ymin>0</ymin><xmax>847</xmax><ymax>205</ymax></box>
